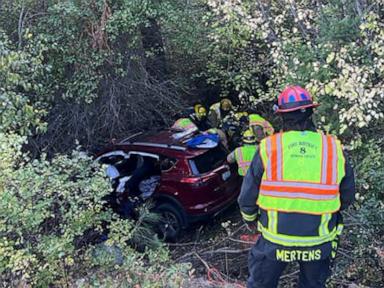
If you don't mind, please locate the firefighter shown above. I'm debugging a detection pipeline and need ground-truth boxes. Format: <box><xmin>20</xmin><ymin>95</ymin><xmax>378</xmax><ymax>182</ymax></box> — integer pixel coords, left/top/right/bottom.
<box><xmin>189</xmin><ymin>104</ymin><xmax>211</xmax><ymax>131</ymax></box>
<box><xmin>227</xmin><ymin>129</ymin><xmax>258</xmax><ymax>177</ymax></box>
<box><xmin>248</xmin><ymin>113</ymin><xmax>275</xmax><ymax>142</ymax></box>
<box><xmin>208</xmin><ymin>98</ymin><xmax>233</xmax><ymax>128</ymax></box>
<box><xmin>238</xmin><ymin>85</ymin><xmax>355</xmax><ymax>288</ymax></box>
<box><xmin>171</xmin><ymin>117</ymin><xmax>198</xmax><ymax>132</ymax></box>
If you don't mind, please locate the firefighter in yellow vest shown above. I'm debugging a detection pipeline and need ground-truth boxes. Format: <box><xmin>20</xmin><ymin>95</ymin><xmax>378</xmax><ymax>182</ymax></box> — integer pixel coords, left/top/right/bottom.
<box><xmin>208</xmin><ymin>98</ymin><xmax>233</xmax><ymax>128</ymax></box>
<box><xmin>171</xmin><ymin>118</ymin><xmax>198</xmax><ymax>132</ymax></box>
<box><xmin>248</xmin><ymin>113</ymin><xmax>275</xmax><ymax>142</ymax></box>
<box><xmin>238</xmin><ymin>86</ymin><xmax>355</xmax><ymax>288</ymax></box>
<box><xmin>227</xmin><ymin>129</ymin><xmax>258</xmax><ymax>176</ymax></box>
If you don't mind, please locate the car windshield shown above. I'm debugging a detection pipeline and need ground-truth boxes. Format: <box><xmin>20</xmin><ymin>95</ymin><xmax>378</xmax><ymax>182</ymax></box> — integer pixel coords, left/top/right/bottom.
<box><xmin>189</xmin><ymin>146</ymin><xmax>227</xmax><ymax>175</ymax></box>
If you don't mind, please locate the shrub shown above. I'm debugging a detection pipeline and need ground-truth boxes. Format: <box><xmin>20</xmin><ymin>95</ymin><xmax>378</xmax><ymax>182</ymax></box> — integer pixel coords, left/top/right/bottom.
<box><xmin>0</xmin><ymin>135</ymin><xmax>190</xmax><ymax>286</ymax></box>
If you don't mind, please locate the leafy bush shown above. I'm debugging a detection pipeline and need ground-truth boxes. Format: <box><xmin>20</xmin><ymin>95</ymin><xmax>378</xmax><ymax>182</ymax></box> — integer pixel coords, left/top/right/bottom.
<box><xmin>330</xmin><ymin>199</ymin><xmax>384</xmax><ymax>287</ymax></box>
<box><xmin>0</xmin><ymin>135</ymin><xmax>190</xmax><ymax>287</ymax></box>
<box><xmin>0</xmin><ymin>16</ymin><xmax>191</xmax><ymax>285</ymax></box>
<box><xmin>204</xmin><ymin>0</ymin><xmax>384</xmax><ymax>138</ymax></box>
<box><xmin>1</xmin><ymin>0</ymin><xmax>189</xmax><ymax>153</ymax></box>
<box><xmin>0</xmin><ymin>137</ymin><xmax>108</xmax><ymax>285</ymax></box>
<box><xmin>0</xmin><ymin>32</ymin><xmax>48</xmax><ymax>135</ymax></box>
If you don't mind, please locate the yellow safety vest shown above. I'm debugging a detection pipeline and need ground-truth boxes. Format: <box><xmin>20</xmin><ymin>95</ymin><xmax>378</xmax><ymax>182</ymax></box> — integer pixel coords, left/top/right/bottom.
<box><xmin>257</xmin><ymin>131</ymin><xmax>345</xmax><ymax>247</ymax></box>
<box><xmin>234</xmin><ymin>145</ymin><xmax>258</xmax><ymax>176</ymax></box>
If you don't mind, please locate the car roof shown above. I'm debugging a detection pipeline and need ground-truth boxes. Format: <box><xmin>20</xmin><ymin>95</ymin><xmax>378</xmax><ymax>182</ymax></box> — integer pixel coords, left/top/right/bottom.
<box><xmin>115</xmin><ymin>130</ymin><xmax>210</xmax><ymax>158</ymax></box>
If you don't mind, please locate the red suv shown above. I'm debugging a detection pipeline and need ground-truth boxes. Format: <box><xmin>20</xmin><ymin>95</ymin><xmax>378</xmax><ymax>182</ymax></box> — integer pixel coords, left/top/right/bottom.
<box><xmin>97</xmin><ymin>130</ymin><xmax>241</xmax><ymax>239</ymax></box>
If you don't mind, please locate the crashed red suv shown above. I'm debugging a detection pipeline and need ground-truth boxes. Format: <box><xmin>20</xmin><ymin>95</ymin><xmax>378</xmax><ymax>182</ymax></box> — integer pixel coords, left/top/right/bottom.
<box><xmin>97</xmin><ymin>130</ymin><xmax>241</xmax><ymax>238</ymax></box>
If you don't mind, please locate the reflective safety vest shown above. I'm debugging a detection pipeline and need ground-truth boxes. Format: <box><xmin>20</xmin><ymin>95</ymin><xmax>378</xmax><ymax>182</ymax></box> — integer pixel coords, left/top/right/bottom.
<box><xmin>172</xmin><ymin>118</ymin><xmax>198</xmax><ymax>131</ymax></box>
<box><xmin>257</xmin><ymin>131</ymin><xmax>346</xmax><ymax>247</ymax></box>
<box><xmin>234</xmin><ymin>145</ymin><xmax>258</xmax><ymax>176</ymax></box>
<box><xmin>249</xmin><ymin>114</ymin><xmax>274</xmax><ymax>136</ymax></box>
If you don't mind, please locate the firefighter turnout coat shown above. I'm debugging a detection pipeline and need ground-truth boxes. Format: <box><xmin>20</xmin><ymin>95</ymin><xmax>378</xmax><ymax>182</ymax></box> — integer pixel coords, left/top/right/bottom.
<box><xmin>238</xmin><ymin>130</ymin><xmax>355</xmax><ymax>259</ymax></box>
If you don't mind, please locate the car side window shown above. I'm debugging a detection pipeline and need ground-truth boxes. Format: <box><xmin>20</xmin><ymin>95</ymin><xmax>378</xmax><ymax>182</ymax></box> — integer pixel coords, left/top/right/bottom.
<box><xmin>160</xmin><ymin>157</ymin><xmax>177</xmax><ymax>172</ymax></box>
<box><xmin>97</xmin><ymin>152</ymin><xmax>136</xmax><ymax>176</ymax></box>
<box><xmin>189</xmin><ymin>146</ymin><xmax>227</xmax><ymax>175</ymax></box>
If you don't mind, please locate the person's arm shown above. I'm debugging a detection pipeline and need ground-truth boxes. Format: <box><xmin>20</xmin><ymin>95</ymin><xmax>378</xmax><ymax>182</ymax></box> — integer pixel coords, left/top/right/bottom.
<box><xmin>339</xmin><ymin>151</ymin><xmax>356</xmax><ymax>210</ymax></box>
<box><xmin>227</xmin><ymin>150</ymin><xmax>236</xmax><ymax>164</ymax></box>
<box><xmin>208</xmin><ymin>110</ymin><xmax>219</xmax><ymax>128</ymax></box>
<box><xmin>237</xmin><ymin>150</ymin><xmax>264</xmax><ymax>223</ymax></box>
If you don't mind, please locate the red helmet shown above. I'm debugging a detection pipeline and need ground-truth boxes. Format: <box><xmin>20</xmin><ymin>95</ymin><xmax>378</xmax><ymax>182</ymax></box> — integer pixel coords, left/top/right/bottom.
<box><xmin>275</xmin><ymin>86</ymin><xmax>320</xmax><ymax>113</ymax></box>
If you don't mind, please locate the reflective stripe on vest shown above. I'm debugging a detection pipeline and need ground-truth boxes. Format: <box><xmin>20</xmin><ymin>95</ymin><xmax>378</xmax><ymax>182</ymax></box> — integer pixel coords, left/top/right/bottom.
<box><xmin>235</xmin><ymin>145</ymin><xmax>257</xmax><ymax>176</ymax></box>
<box><xmin>319</xmin><ymin>213</ymin><xmax>331</xmax><ymax>236</ymax></box>
<box><xmin>268</xmin><ymin>210</ymin><xmax>278</xmax><ymax>233</ymax></box>
<box><xmin>241</xmin><ymin>211</ymin><xmax>257</xmax><ymax>222</ymax></box>
<box><xmin>258</xmin><ymin>222</ymin><xmax>339</xmax><ymax>247</ymax></box>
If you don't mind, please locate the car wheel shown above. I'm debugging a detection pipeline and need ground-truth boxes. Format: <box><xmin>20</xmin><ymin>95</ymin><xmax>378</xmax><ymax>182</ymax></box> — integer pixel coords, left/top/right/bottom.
<box><xmin>154</xmin><ymin>203</ymin><xmax>183</xmax><ymax>242</ymax></box>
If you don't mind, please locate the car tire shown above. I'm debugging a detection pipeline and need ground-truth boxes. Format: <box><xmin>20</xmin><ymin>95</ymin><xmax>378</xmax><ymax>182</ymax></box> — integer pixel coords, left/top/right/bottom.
<box><xmin>154</xmin><ymin>203</ymin><xmax>183</xmax><ymax>242</ymax></box>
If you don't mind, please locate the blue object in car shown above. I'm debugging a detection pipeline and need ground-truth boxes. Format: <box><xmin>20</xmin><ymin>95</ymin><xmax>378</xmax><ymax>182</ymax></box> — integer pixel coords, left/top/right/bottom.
<box><xmin>186</xmin><ymin>134</ymin><xmax>220</xmax><ymax>148</ymax></box>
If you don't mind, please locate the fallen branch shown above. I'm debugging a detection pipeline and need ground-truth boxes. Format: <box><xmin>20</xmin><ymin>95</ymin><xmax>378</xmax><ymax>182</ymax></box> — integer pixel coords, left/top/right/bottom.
<box><xmin>280</xmin><ymin>270</ymin><xmax>300</xmax><ymax>279</ymax></box>
<box><xmin>229</xmin><ymin>237</ymin><xmax>256</xmax><ymax>245</ymax></box>
<box><xmin>193</xmin><ymin>252</ymin><xmax>210</xmax><ymax>271</ymax></box>
<box><xmin>205</xmin><ymin>248</ymin><xmax>251</xmax><ymax>254</ymax></box>
<box><xmin>337</xmin><ymin>248</ymin><xmax>358</xmax><ymax>260</ymax></box>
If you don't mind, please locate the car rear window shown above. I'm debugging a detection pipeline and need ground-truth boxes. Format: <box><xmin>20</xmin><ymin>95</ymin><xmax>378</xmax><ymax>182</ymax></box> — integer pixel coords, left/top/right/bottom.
<box><xmin>189</xmin><ymin>146</ymin><xmax>227</xmax><ymax>175</ymax></box>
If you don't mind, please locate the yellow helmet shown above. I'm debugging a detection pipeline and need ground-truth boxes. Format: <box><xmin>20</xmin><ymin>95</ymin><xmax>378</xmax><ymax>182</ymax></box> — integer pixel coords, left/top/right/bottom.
<box><xmin>194</xmin><ymin>104</ymin><xmax>207</xmax><ymax>119</ymax></box>
<box><xmin>220</xmin><ymin>98</ymin><xmax>232</xmax><ymax>111</ymax></box>
<box><xmin>242</xmin><ymin>129</ymin><xmax>256</xmax><ymax>144</ymax></box>
<box><xmin>234</xmin><ymin>111</ymin><xmax>248</xmax><ymax>121</ymax></box>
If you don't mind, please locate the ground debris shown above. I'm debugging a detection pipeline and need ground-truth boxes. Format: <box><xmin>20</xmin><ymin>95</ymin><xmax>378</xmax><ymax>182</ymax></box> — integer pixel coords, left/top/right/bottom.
<box><xmin>170</xmin><ymin>209</ymin><xmax>251</xmax><ymax>287</ymax></box>
<box><xmin>170</xmin><ymin>208</ymin><xmax>307</xmax><ymax>288</ymax></box>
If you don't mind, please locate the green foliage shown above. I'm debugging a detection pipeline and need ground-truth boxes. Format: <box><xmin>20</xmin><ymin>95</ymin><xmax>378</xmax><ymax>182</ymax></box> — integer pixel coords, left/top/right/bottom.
<box><xmin>353</xmin><ymin>140</ymin><xmax>384</xmax><ymax>201</ymax></box>
<box><xmin>0</xmin><ymin>136</ymin><xmax>189</xmax><ymax>286</ymax></box>
<box><xmin>1</xmin><ymin>0</ymin><xmax>192</xmax><ymax>152</ymax></box>
<box><xmin>0</xmin><ymin>137</ymin><xmax>108</xmax><ymax>285</ymax></box>
<box><xmin>35</xmin><ymin>0</ymin><xmax>109</xmax><ymax>103</ymax></box>
<box><xmin>0</xmin><ymin>32</ymin><xmax>48</xmax><ymax>135</ymax></box>
<box><xmin>330</xmin><ymin>199</ymin><xmax>384</xmax><ymax>287</ymax></box>
<box><xmin>203</xmin><ymin>0</ymin><xmax>384</xmax><ymax>137</ymax></box>
<box><xmin>202</xmin><ymin>0</ymin><xmax>268</xmax><ymax>99</ymax></box>
<box><xmin>331</xmin><ymin>139</ymin><xmax>384</xmax><ymax>287</ymax></box>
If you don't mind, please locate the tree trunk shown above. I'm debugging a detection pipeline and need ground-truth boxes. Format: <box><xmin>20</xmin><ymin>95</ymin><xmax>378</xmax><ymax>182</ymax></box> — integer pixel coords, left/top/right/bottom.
<box><xmin>140</xmin><ymin>18</ymin><xmax>168</xmax><ymax>81</ymax></box>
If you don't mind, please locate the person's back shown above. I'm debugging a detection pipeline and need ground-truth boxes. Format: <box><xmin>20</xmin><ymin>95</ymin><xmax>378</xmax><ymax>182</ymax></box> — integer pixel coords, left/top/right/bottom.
<box><xmin>172</xmin><ymin>118</ymin><xmax>198</xmax><ymax>132</ymax></box>
<box><xmin>234</xmin><ymin>145</ymin><xmax>257</xmax><ymax>176</ymax></box>
<box><xmin>208</xmin><ymin>98</ymin><xmax>232</xmax><ymax>128</ymax></box>
<box><xmin>227</xmin><ymin>129</ymin><xmax>258</xmax><ymax>176</ymax></box>
<box><xmin>238</xmin><ymin>86</ymin><xmax>355</xmax><ymax>288</ymax></box>
<box><xmin>257</xmin><ymin>130</ymin><xmax>345</xmax><ymax>238</ymax></box>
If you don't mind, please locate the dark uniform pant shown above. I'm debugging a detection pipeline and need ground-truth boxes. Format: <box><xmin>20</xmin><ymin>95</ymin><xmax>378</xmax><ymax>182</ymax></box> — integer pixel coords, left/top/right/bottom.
<box><xmin>247</xmin><ymin>238</ymin><xmax>331</xmax><ymax>288</ymax></box>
